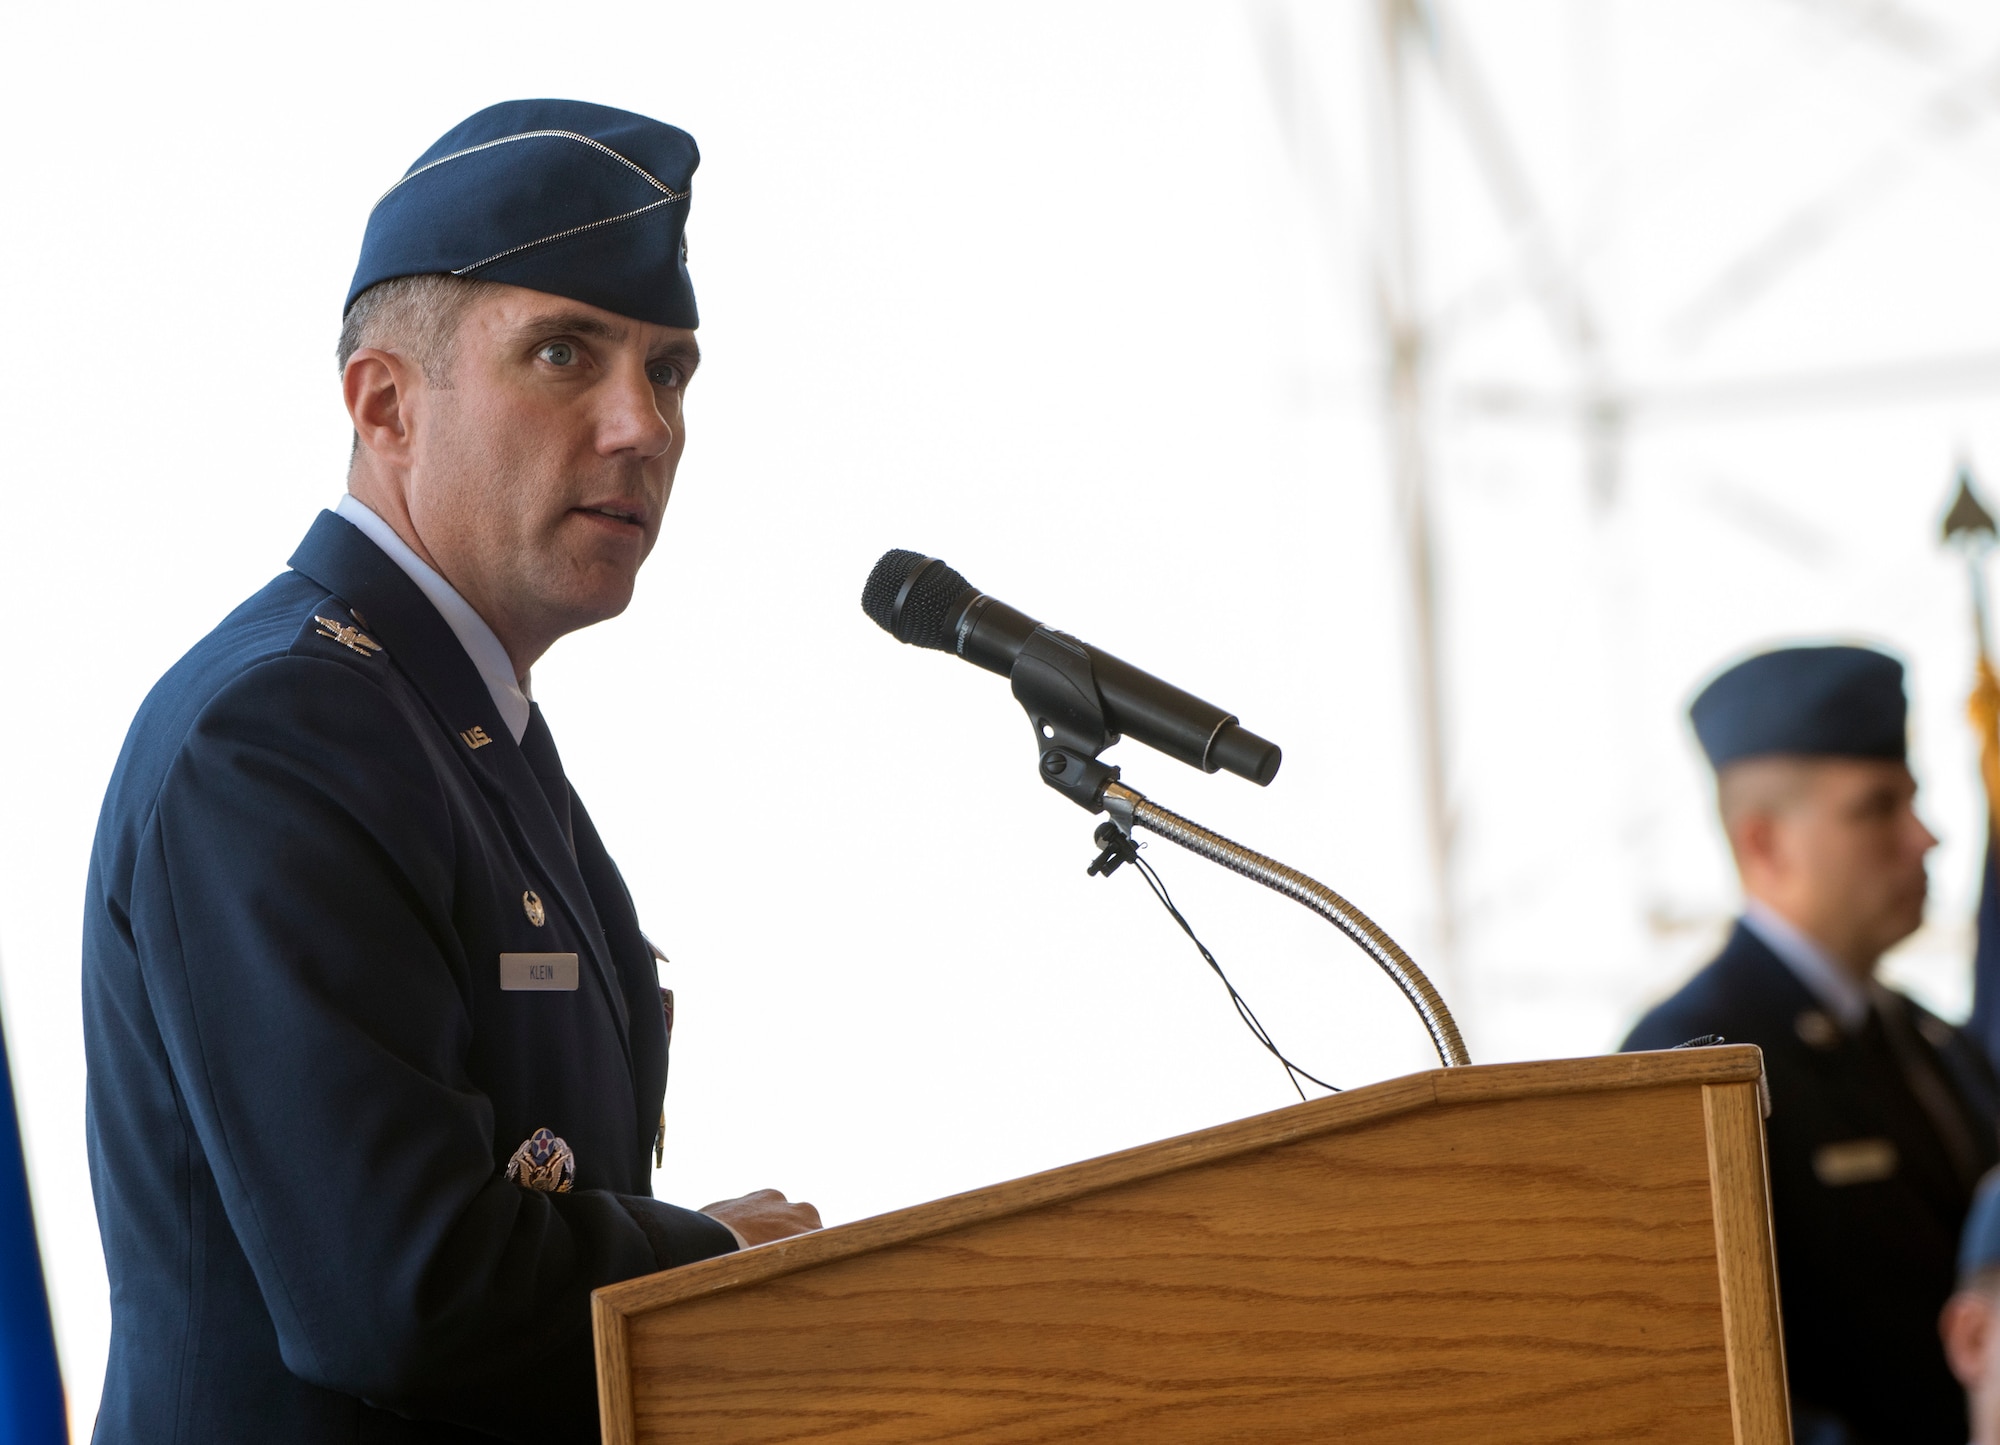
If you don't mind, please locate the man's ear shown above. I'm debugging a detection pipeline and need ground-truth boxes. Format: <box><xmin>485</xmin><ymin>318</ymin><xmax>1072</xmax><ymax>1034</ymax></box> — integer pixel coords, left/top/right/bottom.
<box><xmin>1941</xmin><ymin>1289</ymin><xmax>1992</xmax><ymax>1388</ymax></box>
<box><xmin>1729</xmin><ymin>809</ymin><xmax>1779</xmax><ymax>880</ymax></box>
<box><xmin>344</xmin><ymin>348</ymin><xmax>420</xmax><ymax>468</ymax></box>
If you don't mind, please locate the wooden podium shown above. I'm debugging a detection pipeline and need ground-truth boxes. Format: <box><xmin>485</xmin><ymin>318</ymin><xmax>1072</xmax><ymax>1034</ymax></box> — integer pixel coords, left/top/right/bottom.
<box><xmin>594</xmin><ymin>1046</ymin><xmax>1785</xmax><ymax>1444</ymax></box>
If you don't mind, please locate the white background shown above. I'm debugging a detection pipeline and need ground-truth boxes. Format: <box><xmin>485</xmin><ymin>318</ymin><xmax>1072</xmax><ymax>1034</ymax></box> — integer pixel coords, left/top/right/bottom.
<box><xmin>7</xmin><ymin>1</ymin><xmax>2000</xmax><ymax>1433</ymax></box>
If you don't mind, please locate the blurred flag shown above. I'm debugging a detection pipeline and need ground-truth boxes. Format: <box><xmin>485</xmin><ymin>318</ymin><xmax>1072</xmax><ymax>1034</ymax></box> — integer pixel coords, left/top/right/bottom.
<box><xmin>0</xmin><ymin>1007</ymin><xmax>65</xmax><ymax>1444</ymax></box>
<box><xmin>1950</xmin><ymin>463</ymin><xmax>2000</xmax><ymax>1068</ymax></box>
<box><xmin>1971</xmin><ymin>659</ymin><xmax>2000</xmax><ymax>1066</ymax></box>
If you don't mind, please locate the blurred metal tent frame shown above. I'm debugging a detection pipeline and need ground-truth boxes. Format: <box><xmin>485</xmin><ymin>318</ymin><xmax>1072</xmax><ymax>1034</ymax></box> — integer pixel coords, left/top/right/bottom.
<box><xmin>1254</xmin><ymin>0</ymin><xmax>2000</xmax><ymax>1011</ymax></box>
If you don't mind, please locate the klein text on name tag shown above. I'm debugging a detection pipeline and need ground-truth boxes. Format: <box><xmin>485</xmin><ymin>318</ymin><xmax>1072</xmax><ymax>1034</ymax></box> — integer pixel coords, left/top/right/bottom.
<box><xmin>1813</xmin><ymin>1137</ymin><xmax>1898</xmax><ymax>1187</ymax></box>
<box><xmin>500</xmin><ymin>953</ymin><xmax>579</xmax><ymax>991</ymax></box>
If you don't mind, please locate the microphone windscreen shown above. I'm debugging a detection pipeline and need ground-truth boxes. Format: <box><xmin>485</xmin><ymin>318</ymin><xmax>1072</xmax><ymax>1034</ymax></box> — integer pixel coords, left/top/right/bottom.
<box><xmin>861</xmin><ymin>549</ymin><xmax>976</xmax><ymax>650</ymax></box>
<box><xmin>860</xmin><ymin>549</ymin><xmax>927</xmax><ymax>631</ymax></box>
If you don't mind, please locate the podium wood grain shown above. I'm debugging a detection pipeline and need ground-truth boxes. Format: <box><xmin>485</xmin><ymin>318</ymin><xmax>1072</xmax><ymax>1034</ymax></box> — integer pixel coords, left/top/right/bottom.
<box><xmin>596</xmin><ymin>1047</ymin><xmax>1784</xmax><ymax>1444</ymax></box>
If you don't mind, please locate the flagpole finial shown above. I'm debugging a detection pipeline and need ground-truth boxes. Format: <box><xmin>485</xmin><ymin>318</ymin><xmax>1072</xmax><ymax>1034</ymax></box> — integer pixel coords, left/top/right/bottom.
<box><xmin>1944</xmin><ymin>459</ymin><xmax>1998</xmax><ymax>552</ymax></box>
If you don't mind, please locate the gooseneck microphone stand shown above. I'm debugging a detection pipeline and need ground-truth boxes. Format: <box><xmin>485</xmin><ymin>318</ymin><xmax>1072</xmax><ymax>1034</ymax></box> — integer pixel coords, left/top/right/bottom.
<box><xmin>861</xmin><ymin>548</ymin><xmax>1471</xmax><ymax>1072</ymax></box>
<box><xmin>1099</xmin><ymin>781</ymin><xmax>1470</xmax><ymax>1070</ymax></box>
<box><xmin>1019</xmin><ymin>629</ymin><xmax>1472</xmax><ymax>1071</ymax></box>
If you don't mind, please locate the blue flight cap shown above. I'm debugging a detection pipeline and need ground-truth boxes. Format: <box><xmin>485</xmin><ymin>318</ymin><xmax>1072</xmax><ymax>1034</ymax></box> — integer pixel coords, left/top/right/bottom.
<box><xmin>1961</xmin><ymin>1167</ymin><xmax>2000</xmax><ymax>1282</ymax></box>
<box><xmin>346</xmin><ymin>99</ymin><xmax>699</xmax><ymax>328</ymax></box>
<box><xmin>1689</xmin><ymin>645</ymin><xmax>1907</xmax><ymax>771</ymax></box>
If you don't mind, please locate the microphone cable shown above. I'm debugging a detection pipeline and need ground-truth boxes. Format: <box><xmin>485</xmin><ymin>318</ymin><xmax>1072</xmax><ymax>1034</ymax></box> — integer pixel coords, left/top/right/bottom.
<box><xmin>1089</xmin><ymin>826</ymin><xmax>1340</xmax><ymax>1102</ymax></box>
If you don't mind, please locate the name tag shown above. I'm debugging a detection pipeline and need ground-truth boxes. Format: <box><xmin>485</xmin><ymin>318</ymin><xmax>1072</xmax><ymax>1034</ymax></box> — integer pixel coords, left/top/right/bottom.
<box><xmin>500</xmin><ymin>953</ymin><xmax>579</xmax><ymax>991</ymax></box>
<box><xmin>1813</xmin><ymin>1137</ymin><xmax>1898</xmax><ymax>1187</ymax></box>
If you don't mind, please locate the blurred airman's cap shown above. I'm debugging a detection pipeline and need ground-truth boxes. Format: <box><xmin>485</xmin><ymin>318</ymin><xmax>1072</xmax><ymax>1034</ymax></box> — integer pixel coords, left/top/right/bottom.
<box><xmin>1689</xmin><ymin>645</ymin><xmax>1907</xmax><ymax>771</ymax></box>
<box><xmin>1961</xmin><ymin>1167</ymin><xmax>2000</xmax><ymax>1282</ymax></box>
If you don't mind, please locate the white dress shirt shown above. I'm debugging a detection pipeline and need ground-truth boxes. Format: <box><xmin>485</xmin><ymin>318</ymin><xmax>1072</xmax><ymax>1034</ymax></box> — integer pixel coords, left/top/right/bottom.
<box><xmin>1741</xmin><ymin>899</ymin><xmax>1872</xmax><ymax>1032</ymax></box>
<box><xmin>335</xmin><ymin>494</ymin><xmax>532</xmax><ymax>743</ymax></box>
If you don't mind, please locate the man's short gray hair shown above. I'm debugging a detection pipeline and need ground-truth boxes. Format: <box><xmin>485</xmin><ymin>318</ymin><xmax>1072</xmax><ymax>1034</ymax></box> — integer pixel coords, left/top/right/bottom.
<box><xmin>337</xmin><ymin>274</ymin><xmax>502</xmax><ymax>467</ymax></box>
<box><xmin>336</xmin><ymin>273</ymin><xmax>500</xmax><ymax>384</ymax></box>
<box><xmin>1715</xmin><ymin>755</ymin><xmax>1818</xmax><ymax>831</ymax></box>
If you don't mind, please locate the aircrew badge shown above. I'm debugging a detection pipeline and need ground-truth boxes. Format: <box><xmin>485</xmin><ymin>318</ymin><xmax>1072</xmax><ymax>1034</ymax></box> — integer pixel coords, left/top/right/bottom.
<box><xmin>505</xmin><ymin>1128</ymin><xmax>575</xmax><ymax>1193</ymax></box>
<box><xmin>314</xmin><ymin>615</ymin><xmax>384</xmax><ymax>658</ymax></box>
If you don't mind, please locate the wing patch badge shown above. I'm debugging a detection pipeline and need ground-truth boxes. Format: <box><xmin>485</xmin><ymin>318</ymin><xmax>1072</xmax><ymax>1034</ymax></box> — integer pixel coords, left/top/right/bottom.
<box><xmin>313</xmin><ymin>615</ymin><xmax>384</xmax><ymax>658</ymax></box>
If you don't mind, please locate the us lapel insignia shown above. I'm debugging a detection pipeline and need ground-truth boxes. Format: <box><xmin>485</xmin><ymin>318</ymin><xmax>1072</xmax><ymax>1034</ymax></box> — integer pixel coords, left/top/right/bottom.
<box><xmin>460</xmin><ymin>725</ymin><xmax>493</xmax><ymax>750</ymax></box>
<box><xmin>523</xmin><ymin>890</ymin><xmax>546</xmax><ymax>927</ymax></box>
<box><xmin>313</xmin><ymin>615</ymin><xmax>384</xmax><ymax>657</ymax></box>
<box><xmin>1794</xmin><ymin>1010</ymin><xmax>1841</xmax><ymax>1050</ymax></box>
<box><xmin>505</xmin><ymin>1128</ymin><xmax>575</xmax><ymax>1193</ymax></box>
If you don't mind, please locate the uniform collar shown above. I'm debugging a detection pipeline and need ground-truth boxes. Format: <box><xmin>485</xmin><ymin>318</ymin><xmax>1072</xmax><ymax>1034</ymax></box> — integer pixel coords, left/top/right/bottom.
<box><xmin>1741</xmin><ymin>900</ymin><xmax>1872</xmax><ymax>1031</ymax></box>
<box><xmin>334</xmin><ymin>494</ymin><xmax>532</xmax><ymax>744</ymax></box>
<box><xmin>287</xmin><ymin>509</ymin><xmax>630</xmax><ymax>1047</ymax></box>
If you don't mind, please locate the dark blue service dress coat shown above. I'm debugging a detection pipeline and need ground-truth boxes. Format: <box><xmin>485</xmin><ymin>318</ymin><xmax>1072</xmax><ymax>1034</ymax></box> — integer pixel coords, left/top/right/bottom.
<box><xmin>1624</xmin><ymin>924</ymin><xmax>2000</xmax><ymax>1445</ymax></box>
<box><xmin>82</xmin><ymin>511</ymin><xmax>736</xmax><ymax>1444</ymax></box>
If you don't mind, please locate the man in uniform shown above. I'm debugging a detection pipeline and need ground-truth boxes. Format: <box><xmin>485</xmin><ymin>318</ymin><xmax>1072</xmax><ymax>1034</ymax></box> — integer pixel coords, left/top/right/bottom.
<box><xmin>1942</xmin><ymin>1168</ymin><xmax>2000</xmax><ymax>1445</ymax></box>
<box><xmin>1625</xmin><ymin>644</ymin><xmax>2000</xmax><ymax>1444</ymax></box>
<box><xmin>82</xmin><ymin>100</ymin><xmax>817</xmax><ymax>1444</ymax></box>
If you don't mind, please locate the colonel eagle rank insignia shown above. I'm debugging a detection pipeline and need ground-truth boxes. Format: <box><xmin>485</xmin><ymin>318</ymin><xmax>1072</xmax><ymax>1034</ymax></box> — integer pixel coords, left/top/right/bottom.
<box><xmin>314</xmin><ymin>615</ymin><xmax>384</xmax><ymax>658</ymax></box>
<box><xmin>505</xmin><ymin>1128</ymin><xmax>575</xmax><ymax>1193</ymax></box>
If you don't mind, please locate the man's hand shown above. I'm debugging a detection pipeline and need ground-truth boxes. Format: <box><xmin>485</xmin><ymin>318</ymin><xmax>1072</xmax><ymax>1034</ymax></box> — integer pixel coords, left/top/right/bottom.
<box><xmin>700</xmin><ymin>1189</ymin><xmax>822</xmax><ymax>1249</ymax></box>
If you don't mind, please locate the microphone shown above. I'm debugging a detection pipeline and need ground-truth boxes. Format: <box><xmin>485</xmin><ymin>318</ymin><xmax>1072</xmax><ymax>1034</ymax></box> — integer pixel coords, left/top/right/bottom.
<box><xmin>861</xmin><ymin>549</ymin><xmax>1281</xmax><ymax>786</ymax></box>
